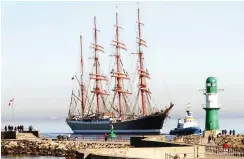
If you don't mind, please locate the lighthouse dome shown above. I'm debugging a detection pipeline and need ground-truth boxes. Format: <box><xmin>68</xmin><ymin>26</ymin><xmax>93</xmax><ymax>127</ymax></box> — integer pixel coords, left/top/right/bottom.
<box><xmin>206</xmin><ymin>77</ymin><xmax>217</xmax><ymax>93</ymax></box>
<box><xmin>206</xmin><ymin>77</ymin><xmax>217</xmax><ymax>84</ymax></box>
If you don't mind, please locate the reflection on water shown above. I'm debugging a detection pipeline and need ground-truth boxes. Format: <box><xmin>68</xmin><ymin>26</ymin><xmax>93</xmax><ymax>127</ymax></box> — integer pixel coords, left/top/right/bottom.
<box><xmin>1</xmin><ymin>156</ymin><xmax>65</xmax><ymax>159</ymax></box>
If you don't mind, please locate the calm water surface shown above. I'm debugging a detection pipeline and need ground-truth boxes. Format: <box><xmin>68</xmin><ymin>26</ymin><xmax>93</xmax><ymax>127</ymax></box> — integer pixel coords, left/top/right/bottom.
<box><xmin>2</xmin><ymin>117</ymin><xmax>244</xmax><ymax>134</ymax></box>
<box><xmin>1</xmin><ymin>117</ymin><xmax>244</xmax><ymax>159</ymax></box>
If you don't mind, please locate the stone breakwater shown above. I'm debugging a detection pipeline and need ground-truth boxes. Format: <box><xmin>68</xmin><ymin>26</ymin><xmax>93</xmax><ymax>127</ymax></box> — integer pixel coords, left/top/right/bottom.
<box><xmin>1</xmin><ymin>139</ymin><xmax>130</xmax><ymax>157</ymax></box>
<box><xmin>215</xmin><ymin>135</ymin><xmax>244</xmax><ymax>150</ymax></box>
<box><xmin>172</xmin><ymin>134</ymin><xmax>244</xmax><ymax>150</ymax></box>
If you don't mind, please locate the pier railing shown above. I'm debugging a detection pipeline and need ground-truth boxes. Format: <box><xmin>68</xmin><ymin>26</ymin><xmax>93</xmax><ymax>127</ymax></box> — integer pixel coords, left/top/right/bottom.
<box><xmin>49</xmin><ymin>134</ymin><xmax>130</xmax><ymax>142</ymax></box>
<box><xmin>205</xmin><ymin>146</ymin><xmax>244</xmax><ymax>157</ymax></box>
<box><xmin>165</xmin><ymin>152</ymin><xmax>244</xmax><ymax>159</ymax></box>
<box><xmin>165</xmin><ymin>153</ymin><xmax>206</xmax><ymax>159</ymax></box>
<box><xmin>165</xmin><ymin>153</ymin><xmax>175</xmax><ymax>159</ymax></box>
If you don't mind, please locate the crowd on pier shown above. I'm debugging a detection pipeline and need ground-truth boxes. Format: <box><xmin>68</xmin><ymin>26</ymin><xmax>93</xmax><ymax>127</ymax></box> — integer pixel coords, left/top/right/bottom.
<box><xmin>208</xmin><ymin>129</ymin><xmax>237</xmax><ymax>143</ymax></box>
<box><xmin>221</xmin><ymin>129</ymin><xmax>236</xmax><ymax>136</ymax></box>
<box><xmin>3</xmin><ymin>125</ymin><xmax>34</xmax><ymax>132</ymax></box>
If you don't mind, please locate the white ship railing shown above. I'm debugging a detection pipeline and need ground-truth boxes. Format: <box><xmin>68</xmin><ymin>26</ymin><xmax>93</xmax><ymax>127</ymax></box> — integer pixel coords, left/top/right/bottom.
<box><xmin>75</xmin><ymin>135</ymin><xmax>130</xmax><ymax>142</ymax></box>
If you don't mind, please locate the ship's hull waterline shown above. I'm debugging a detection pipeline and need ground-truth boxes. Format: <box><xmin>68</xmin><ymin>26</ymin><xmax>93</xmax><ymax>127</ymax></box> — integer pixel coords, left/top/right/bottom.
<box><xmin>66</xmin><ymin>113</ymin><xmax>167</xmax><ymax>134</ymax></box>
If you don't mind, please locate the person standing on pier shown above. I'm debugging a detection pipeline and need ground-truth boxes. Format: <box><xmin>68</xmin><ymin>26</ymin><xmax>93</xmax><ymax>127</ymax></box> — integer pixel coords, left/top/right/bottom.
<box><xmin>229</xmin><ymin>130</ymin><xmax>232</xmax><ymax>135</ymax></box>
<box><xmin>208</xmin><ymin>135</ymin><xmax>211</xmax><ymax>143</ymax></box>
<box><xmin>233</xmin><ymin>129</ymin><xmax>235</xmax><ymax>135</ymax></box>
<box><xmin>183</xmin><ymin>154</ymin><xmax>187</xmax><ymax>159</ymax></box>
<box><xmin>174</xmin><ymin>154</ymin><xmax>180</xmax><ymax>159</ymax></box>
<box><xmin>104</xmin><ymin>133</ymin><xmax>108</xmax><ymax>141</ymax></box>
<box><xmin>223</xmin><ymin>142</ymin><xmax>229</xmax><ymax>155</ymax></box>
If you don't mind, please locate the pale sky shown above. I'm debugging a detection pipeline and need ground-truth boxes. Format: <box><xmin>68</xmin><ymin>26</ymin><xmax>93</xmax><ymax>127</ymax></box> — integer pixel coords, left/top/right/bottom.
<box><xmin>1</xmin><ymin>1</ymin><xmax>244</xmax><ymax>121</ymax></box>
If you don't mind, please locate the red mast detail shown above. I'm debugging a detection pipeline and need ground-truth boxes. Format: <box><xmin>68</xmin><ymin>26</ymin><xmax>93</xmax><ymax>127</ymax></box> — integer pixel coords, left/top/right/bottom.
<box><xmin>111</xmin><ymin>12</ymin><xmax>131</xmax><ymax>118</ymax></box>
<box><xmin>90</xmin><ymin>16</ymin><xmax>109</xmax><ymax>113</ymax></box>
<box><xmin>137</xmin><ymin>8</ymin><xmax>150</xmax><ymax>116</ymax></box>
<box><xmin>80</xmin><ymin>35</ymin><xmax>85</xmax><ymax>116</ymax></box>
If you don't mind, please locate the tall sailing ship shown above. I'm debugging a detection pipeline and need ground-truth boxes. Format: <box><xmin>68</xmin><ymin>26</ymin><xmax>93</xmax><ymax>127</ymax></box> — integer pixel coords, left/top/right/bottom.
<box><xmin>66</xmin><ymin>8</ymin><xmax>174</xmax><ymax>134</ymax></box>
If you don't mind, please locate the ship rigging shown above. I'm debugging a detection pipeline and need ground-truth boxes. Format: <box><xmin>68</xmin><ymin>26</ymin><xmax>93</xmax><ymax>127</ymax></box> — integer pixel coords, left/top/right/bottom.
<box><xmin>66</xmin><ymin>8</ymin><xmax>174</xmax><ymax>134</ymax></box>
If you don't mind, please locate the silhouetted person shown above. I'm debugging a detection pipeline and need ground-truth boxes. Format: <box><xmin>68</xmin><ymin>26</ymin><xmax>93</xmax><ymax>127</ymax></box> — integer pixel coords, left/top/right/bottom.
<box><xmin>225</xmin><ymin>129</ymin><xmax>227</xmax><ymax>135</ymax></box>
<box><xmin>14</xmin><ymin>127</ymin><xmax>17</xmax><ymax>131</ymax></box>
<box><xmin>67</xmin><ymin>134</ymin><xmax>71</xmax><ymax>140</ymax></box>
<box><xmin>222</xmin><ymin>130</ymin><xmax>224</xmax><ymax>135</ymax></box>
<box><xmin>223</xmin><ymin>142</ymin><xmax>229</xmax><ymax>155</ymax></box>
<box><xmin>104</xmin><ymin>133</ymin><xmax>108</xmax><ymax>141</ymax></box>
<box><xmin>211</xmin><ymin>134</ymin><xmax>214</xmax><ymax>140</ymax></box>
<box><xmin>229</xmin><ymin>130</ymin><xmax>232</xmax><ymax>135</ymax></box>
<box><xmin>233</xmin><ymin>129</ymin><xmax>235</xmax><ymax>136</ymax></box>
<box><xmin>28</xmin><ymin>125</ymin><xmax>33</xmax><ymax>132</ymax></box>
<box><xmin>208</xmin><ymin>135</ymin><xmax>211</xmax><ymax>143</ymax></box>
<box><xmin>8</xmin><ymin>125</ymin><xmax>10</xmax><ymax>131</ymax></box>
<box><xmin>183</xmin><ymin>154</ymin><xmax>187</xmax><ymax>159</ymax></box>
<box><xmin>174</xmin><ymin>154</ymin><xmax>180</xmax><ymax>159</ymax></box>
<box><xmin>4</xmin><ymin>126</ymin><xmax>7</xmax><ymax>131</ymax></box>
<box><xmin>22</xmin><ymin>125</ymin><xmax>24</xmax><ymax>131</ymax></box>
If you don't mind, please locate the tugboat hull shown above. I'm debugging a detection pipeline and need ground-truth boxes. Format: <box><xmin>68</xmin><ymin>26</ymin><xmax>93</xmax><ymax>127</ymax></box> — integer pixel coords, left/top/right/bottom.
<box><xmin>170</xmin><ymin>127</ymin><xmax>201</xmax><ymax>136</ymax></box>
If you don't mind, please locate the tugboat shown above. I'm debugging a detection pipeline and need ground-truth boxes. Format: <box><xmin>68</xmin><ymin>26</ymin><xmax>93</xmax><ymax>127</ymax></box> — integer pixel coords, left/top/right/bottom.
<box><xmin>170</xmin><ymin>103</ymin><xmax>201</xmax><ymax>135</ymax></box>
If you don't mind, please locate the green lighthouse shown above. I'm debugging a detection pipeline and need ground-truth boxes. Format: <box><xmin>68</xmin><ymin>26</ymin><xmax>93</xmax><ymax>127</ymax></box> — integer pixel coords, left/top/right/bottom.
<box><xmin>202</xmin><ymin>77</ymin><xmax>223</xmax><ymax>136</ymax></box>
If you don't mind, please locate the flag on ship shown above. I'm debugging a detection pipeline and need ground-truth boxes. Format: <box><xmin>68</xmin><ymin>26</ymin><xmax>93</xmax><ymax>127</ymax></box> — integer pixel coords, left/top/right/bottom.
<box><xmin>8</xmin><ymin>98</ymin><xmax>14</xmax><ymax>106</ymax></box>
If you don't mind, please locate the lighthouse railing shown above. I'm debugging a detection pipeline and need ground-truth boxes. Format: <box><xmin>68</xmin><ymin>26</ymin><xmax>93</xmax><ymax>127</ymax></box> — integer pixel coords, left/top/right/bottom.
<box><xmin>202</xmin><ymin>104</ymin><xmax>221</xmax><ymax>109</ymax></box>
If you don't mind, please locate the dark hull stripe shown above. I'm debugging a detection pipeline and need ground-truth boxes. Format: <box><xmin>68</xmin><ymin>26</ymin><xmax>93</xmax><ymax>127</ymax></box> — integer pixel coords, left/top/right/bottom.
<box><xmin>67</xmin><ymin>113</ymin><xmax>167</xmax><ymax>134</ymax></box>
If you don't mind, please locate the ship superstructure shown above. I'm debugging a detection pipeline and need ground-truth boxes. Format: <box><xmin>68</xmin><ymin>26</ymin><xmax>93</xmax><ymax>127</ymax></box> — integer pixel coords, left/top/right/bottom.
<box><xmin>66</xmin><ymin>8</ymin><xmax>174</xmax><ymax>134</ymax></box>
<box><xmin>170</xmin><ymin>103</ymin><xmax>201</xmax><ymax>135</ymax></box>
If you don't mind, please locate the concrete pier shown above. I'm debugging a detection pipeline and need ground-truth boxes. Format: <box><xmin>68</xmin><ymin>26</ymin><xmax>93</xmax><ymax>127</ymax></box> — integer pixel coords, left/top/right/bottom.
<box><xmin>1</xmin><ymin>130</ymin><xmax>40</xmax><ymax>139</ymax></box>
<box><xmin>76</xmin><ymin>136</ymin><xmax>205</xmax><ymax>159</ymax></box>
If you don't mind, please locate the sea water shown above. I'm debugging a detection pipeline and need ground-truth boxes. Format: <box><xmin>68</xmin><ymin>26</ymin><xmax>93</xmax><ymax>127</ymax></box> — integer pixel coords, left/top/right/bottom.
<box><xmin>2</xmin><ymin>117</ymin><xmax>244</xmax><ymax>134</ymax></box>
<box><xmin>1</xmin><ymin>117</ymin><xmax>244</xmax><ymax>159</ymax></box>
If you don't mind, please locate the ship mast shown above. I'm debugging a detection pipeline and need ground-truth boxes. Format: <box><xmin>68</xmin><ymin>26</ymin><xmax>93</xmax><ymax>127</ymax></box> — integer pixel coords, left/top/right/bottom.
<box><xmin>111</xmin><ymin>10</ymin><xmax>131</xmax><ymax>118</ymax></box>
<box><xmin>90</xmin><ymin>16</ymin><xmax>109</xmax><ymax>113</ymax></box>
<box><xmin>136</xmin><ymin>8</ymin><xmax>151</xmax><ymax>116</ymax></box>
<box><xmin>80</xmin><ymin>35</ymin><xmax>85</xmax><ymax>116</ymax></box>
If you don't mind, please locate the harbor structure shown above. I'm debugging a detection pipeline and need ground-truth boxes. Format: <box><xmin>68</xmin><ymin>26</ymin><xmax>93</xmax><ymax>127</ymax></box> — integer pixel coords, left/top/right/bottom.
<box><xmin>201</xmin><ymin>77</ymin><xmax>223</xmax><ymax>136</ymax></box>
